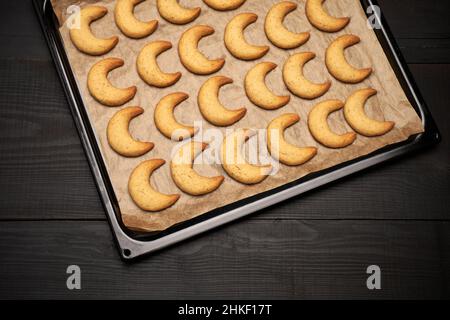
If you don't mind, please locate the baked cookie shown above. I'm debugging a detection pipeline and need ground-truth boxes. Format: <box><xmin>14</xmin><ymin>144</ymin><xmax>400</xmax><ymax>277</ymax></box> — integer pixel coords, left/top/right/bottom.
<box><xmin>203</xmin><ymin>0</ymin><xmax>246</xmax><ymax>11</ymax></box>
<box><xmin>264</xmin><ymin>1</ymin><xmax>310</xmax><ymax>50</ymax></box>
<box><xmin>344</xmin><ymin>88</ymin><xmax>395</xmax><ymax>137</ymax></box>
<box><xmin>137</xmin><ymin>41</ymin><xmax>182</xmax><ymax>88</ymax></box>
<box><xmin>69</xmin><ymin>6</ymin><xmax>119</xmax><ymax>56</ymax></box>
<box><xmin>198</xmin><ymin>76</ymin><xmax>247</xmax><ymax>126</ymax></box>
<box><xmin>224</xmin><ymin>13</ymin><xmax>270</xmax><ymax>61</ymax></box>
<box><xmin>308</xmin><ymin>99</ymin><xmax>356</xmax><ymax>148</ymax></box>
<box><xmin>267</xmin><ymin>113</ymin><xmax>317</xmax><ymax>166</ymax></box>
<box><xmin>114</xmin><ymin>0</ymin><xmax>158</xmax><ymax>39</ymax></box>
<box><xmin>107</xmin><ymin>106</ymin><xmax>154</xmax><ymax>157</ymax></box>
<box><xmin>305</xmin><ymin>0</ymin><xmax>350</xmax><ymax>33</ymax></box>
<box><xmin>154</xmin><ymin>92</ymin><xmax>198</xmax><ymax>140</ymax></box>
<box><xmin>244</xmin><ymin>62</ymin><xmax>290</xmax><ymax>110</ymax></box>
<box><xmin>157</xmin><ymin>0</ymin><xmax>201</xmax><ymax>25</ymax></box>
<box><xmin>87</xmin><ymin>58</ymin><xmax>137</xmax><ymax>107</ymax></box>
<box><xmin>325</xmin><ymin>34</ymin><xmax>372</xmax><ymax>83</ymax></box>
<box><xmin>178</xmin><ymin>25</ymin><xmax>225</xmax><ymax>75</ymax></box>
<box><xmin>283</xmin><ymin>52</ymin><xmax>331</xmax><ymax>99</ymax></box>
<box><xmin>171</xmin><ymin>142</ymin><xmax>224</xmax><ymax>196</ymax></box>
<box><xmin>128</xmin><ymin>159</ymin><xmax>180</xmax><ymax>212</ymax></box>
<box><xmin>221</xmin><ymin>129</ymin><xmax>272</xmax><ymax>185</ymax></box>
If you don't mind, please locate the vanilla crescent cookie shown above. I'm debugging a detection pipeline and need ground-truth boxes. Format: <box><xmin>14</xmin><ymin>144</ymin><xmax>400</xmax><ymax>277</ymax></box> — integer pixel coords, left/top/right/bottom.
<box><xmin>107</xmin><ymin>107</ymin><xmax>154</xmax><ymax>157</ymax></box>
<box><xmin>114</xmin><ymin>0</ymin><xmax>158</xmax><ymax>39</ymax></box>
<box><xmin>87</xmin><ymin>58</ymin><xmax>137</xmax><ymax>107</ymax></box>
<box><xmin>128</xmin><ymin>159</ymin><xmax>180</xmax><ymax>212</ymax></box>
<box><xmin>344</xmin><ymin>88</ymin><xmax>395</xmax><ymax>137</ymax></box>
<box><xmin>178</xmin><ymin>25</ymin><xmax>225</xmax><ymax>75</ymax></box>
<box><xmin>171</xmin><ymin>142</ymin><xmax>225</xmax><ymax>196</ymax></box>
<box><xmin>221</xmin><ymin>129</ymin><xmax>272</xmax><ymax>185</ymax></box>
<box><xmin>283</xmin><ymin>52</ymin><xmax>332</xmax><ymax>100</ymax></box>
<box><xmin>137</xmin><ymin>41</ymin><xmax>182</xmax><ymax>88</ymax></box>
<box><xmin>154</xmin><ymin>92</ymin><xmax>198</xmax><ymax>141</ymax></box>
<box><xmin>69</xmin><ymin>6</ymin><xmax>119</xmax><ymax>56</ymax></box>
<box><xmin>203</xmin><ymin>0</ymin><xmax>246</xmax><ymax>11</ymax></box>
<box><xmin>157</xmin><ymin>0</ymin><xmax>201</xmax><ymax>25</ymax></box>
<box><xmin>326</xmin><ymin>34</ymin><xmax>372</xmax><ymax>84</ymax></box>
<box><xmin>264</xmin><ymin>1</ymin><xmax>310</xmax><ymax>50</ymax></box>
<box><xmin>198</xmin><ymin>76</ymin><xmax>247</xmax><ymax>126</ymax></box>
<box><xmin>244</xmin><ymin>62</ymin><xmax>290</xmax><ymax>110</ymax></box>
<box><xmin>308</xmin><ymin>99</ymin><xmax>356</xmax><ymax>148</ymax></box>
<box><xmin>267</xmin><ymin>113</ymin><xmax>317</xmax><ymax>166</ymax></box>
<box><xmin>306</xmin><ymin>0</ymin><xmax>350</xmax><ymax>33</ymax></box>
<box><xmin>224</xmin><ymin>13</ymin><xmax>270</xmax><ymax>61</ymax></box>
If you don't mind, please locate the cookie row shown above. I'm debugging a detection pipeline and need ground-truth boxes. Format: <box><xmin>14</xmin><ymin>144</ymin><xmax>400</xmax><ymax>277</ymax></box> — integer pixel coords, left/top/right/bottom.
<box><xmin>112</xmin><ymin>87</ymin><xmax>394</xmax><ymax>211</ymax></box>
<box><xmin>69</xmin><ymin>1</ymin><xmax>350</xmax><ymax>56</ymax></box>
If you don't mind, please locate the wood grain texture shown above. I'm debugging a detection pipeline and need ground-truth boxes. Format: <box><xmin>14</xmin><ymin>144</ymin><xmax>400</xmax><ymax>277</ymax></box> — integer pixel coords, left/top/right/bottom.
<box><xmin>0</xmin><ymin>220</ymin><xmax>449</xmax><ymax>299</ymax></box>
<box><xmin>0</xmin><ymin>0</ymin><xmax>448</xmax><ymax>300</ymax></box>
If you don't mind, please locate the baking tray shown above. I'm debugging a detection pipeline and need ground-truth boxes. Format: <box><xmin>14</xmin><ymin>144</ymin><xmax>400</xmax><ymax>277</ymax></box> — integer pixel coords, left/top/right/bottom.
<box><xmin>34</xmin><ymin>0</ymin><xmax>440</xmax><ymax>260</ymax></box>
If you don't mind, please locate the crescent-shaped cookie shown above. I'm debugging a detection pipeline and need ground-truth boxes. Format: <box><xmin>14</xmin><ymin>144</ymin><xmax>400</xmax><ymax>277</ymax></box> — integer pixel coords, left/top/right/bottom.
<box><xmin>107</xmin><ymin>107</ymin><xmax>154</xmax><ymax>157</ymax></box>
<box><xmin>198</xmin><ymin>76</ymin><xmax>247</xmax><ymax>126</ymax></box>
<box><xmin>137</xmin><ymin>41</ymin><xmax>182</xmax><ymax>88</ymax></box>
<box><xmin>325</xmin><ymin>34</ymin><xmax>372</xmax><ymax>84</ymax></box>
<box><xmin>128</xmin><ymin>159</ymin><xmax>180</xmax><ymax>212</ymax></box>
<box><xmin>244</xmin><ymin>62</ymin><xmax>290</xmax><ymax>110</ymax></box>
<box><xmin>283</xmin><ymin>52</ymin><xmax>332</xmax><ymax>100</ymax></box>
<box><xmin>87</xmin><ymin>58</ymin><xmax>137</xmax><ymax>107</ymax></box>
<box><xmin>344</xmin><ymin>88</ymin><xmax>395</xmax><ymax>137</ymax></box>
<box><xmin>178</xmin><ymin>25</ymin><xmax>225</xmax><ymax>75</ymax></box>
<box><xmin>221</xmin><ymin>129</ymin><xmax>272</xmax><ymax>185</ymax></box>
<box><xmin>203</xmin><ymin>0</ymin><xmax>246</xmax><ymax>11</ymax></box>
<box><xmin>267</xmin><ymin>113</ymin><xmax>317</xmax><ymax>166</ymax></box>
<box><xmin>305</xmin><ymin>0</ymin><xmax>350</xmax><ymax>33</ymax></box>
<box><xmin>154</xmin><ymin>92</ymin><xmax>198</xmax><ymax>141</ymax></box>
<box><xmin>224</xmin><ymin>13</ymin><xmax>270</xmax><ymax>61</ymax></box>
<box><xmin>171</xmin><ymin>142</ymin><xmax>225</xmax><ymax>196</ymax></box>
<box><xmin>308</xmin><ymin>99</ymin><xmax>356</xmax><ymax>148</ymax></box>
<box><xmin>264</xmin><ymin>1</ymin><xmax>310</xmax><ymax>50</ymax></box>
<box><xmin>69</xmin><ymin>6</ymin><xmax>119</xmax><ymax>56</ymax></box>
<box><xmin>114</xmin><ymin>0</ymin><xmax>158</xmax><ymax>39</ymax></box>
<box><xmin>157</xmin><ymin>0</ymin><xmax>201</xmax><ymax>25</ymax></box>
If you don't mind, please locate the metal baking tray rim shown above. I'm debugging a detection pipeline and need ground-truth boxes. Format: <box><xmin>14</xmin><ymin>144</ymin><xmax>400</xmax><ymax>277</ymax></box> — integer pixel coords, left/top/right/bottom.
<box><xmin>33</xmin><ymin>0</ymin><xmax>440</xmax><ymax>260</ymax></box>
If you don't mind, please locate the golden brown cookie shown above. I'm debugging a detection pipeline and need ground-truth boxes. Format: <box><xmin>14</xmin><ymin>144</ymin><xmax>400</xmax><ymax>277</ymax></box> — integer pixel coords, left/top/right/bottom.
<box><xmin>325</xmin><ymin>34</ymin><xmax>372</xmax><ymax>83</ymax></box>
<box><xmin>344</xmin><ymin>88</ymin><xmax>395</xmax><ymax>137</ymax></box>
<box><xmin>221</xmin><ymin>129</ymin><xmax>272</xmax><ymax>185</ymax></box>
<box><xmin>305</xmin><ymin>0</ymin><xmax>350</xmax><ymax>33</ymax></box>
<box><xmin>171</xmin><ymin>142</ymin><xmax>225</xmax><ymax>196</ymax></box>
<box><xmin>283</xmin><ymin>52</ymin><xmax>332</xmax><ymax>100</ymax></box>
<box><xmin>203</xmin><ymin>0</ymin><xmax>246</xmax><ymax>11</ymax></box>
<box><xmin>244</xmin><ymin>62</ymin><xmax>290</xmax><ymax>110</ymax></box>
<box><xmin>224</xmin><ymin>13</ymin><xmax>270</xmax><ymax>61</ymax></box>
<box><xmin>157</xmin><ymin>0</ymin><xmax>201</xmax><ymax>25</ymax></box>
<box><xmin>107</xmin><ymin>106</ymin><xmax>154</xmax><ymax>157</ymax></box>
<box><xmin>198</xmin><ymin>76</ymin><xmax>247</xmax><ymax>126</ymax></box>
<box><xmin>69</xmin><ymin>6</ymin><xmax>119</xmax><ymax>56</ymax></box>
<box><xmin>137</xmin><ymin>41</ymin><xmax>182</xmax><ymax>88</ymax></box>
<box><xmin>267</xmin><ymin>113</ymin><xmax>317</xmax><ymax>166</ymax></box>
<box><xmin>264</xmin><ymin>1</ymin><xmax>310</xmax><ymax>50</ymax></box>
<box><xmin>178</xmin><ymin>25</ymin><xmax>225</xmax><ymax>75</ymax></box>
<box><xmin>114</xmin><ymin>0</ymin><xmax>158</xmax><ymax>39</ymax></box>
<box><xmin>308</xmin><ymin>99</ymin><xmax>356</xmax><ymax>148</ymax></box>
<box><xmin>87</xmin><ymin>58</ymin><xmax>137</xmax><ymax>107</ymax></box>
<box><xmin>128</xmin><ymin>159</ymin><xmax>180</xmax><ymax>212</ymax></box>
<box><xmin>154</xmin><ymin>92</ymin><xmax>198</xmax><ymax>140</ymax></box>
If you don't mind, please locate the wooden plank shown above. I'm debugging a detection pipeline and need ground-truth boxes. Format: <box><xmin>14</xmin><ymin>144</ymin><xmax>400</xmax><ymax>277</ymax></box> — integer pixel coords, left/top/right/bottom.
<box><xmin>0</xmin><ymin>0</ymin><xmax>449</xmax><ymax>63</ymax></box>
<box><xmin>0</xmin><ymin>220</ymin><xmax>448</xmax><ymax>299</ymax></box>
<box><xmin>0</xmin><ymin>60</ymin><xmax>448</xmax><ymax>221</ymax></box>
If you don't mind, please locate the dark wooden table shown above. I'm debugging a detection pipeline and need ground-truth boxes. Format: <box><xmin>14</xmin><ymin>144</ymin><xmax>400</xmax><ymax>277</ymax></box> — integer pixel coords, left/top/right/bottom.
<box><xmin>0</xmin><ymin>0</ymin><xmax>448</xmax><ymax>299</ymax></box>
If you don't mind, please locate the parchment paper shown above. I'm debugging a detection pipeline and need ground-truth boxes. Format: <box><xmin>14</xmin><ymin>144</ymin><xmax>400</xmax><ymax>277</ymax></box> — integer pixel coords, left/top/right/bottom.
<box><xmin>52</xmin><ymin>0</ymin><xmax>424</xmax><ymax>232</ymax></box>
